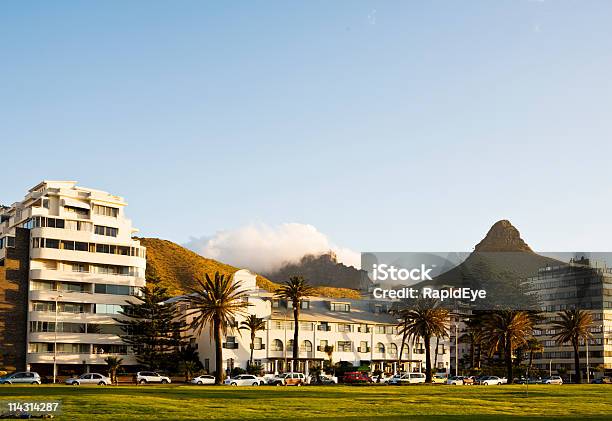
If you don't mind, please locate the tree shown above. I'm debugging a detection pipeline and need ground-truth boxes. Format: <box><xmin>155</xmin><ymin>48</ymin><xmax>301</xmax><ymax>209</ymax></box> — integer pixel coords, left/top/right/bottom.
<box><xmin>482</xmin><ymin>310</ymin><xmax>534</xmax><ymax>383</ymax></box>
<box><xmin>397</xmin><ymin>299</ymin><xmax>449</xmax><ymax>383</ymax></box>
<box><xmin>181</xmin><ymin>272</ymin><xmax>249</xmax><ymax>385</ymax></box>
<box><xmin>526</xmin><ymin>338</ymin><xmax>543</xmax><ymax>373</ymax></box>
<box><xmin>104</xmin><ymin>356</ymin><xmax>123</xmax><ymax>385</ymax></box>
<box><xmin>324</xmin><ymin>345</ymin><xmax>334</xmax><ymax>374</ymax></box>
<box><xmin>463</xmin><ymin>315</ymin><xmax>485</xmax><ymax>369</ymax></box>
<box><xmin>552</xmin><ymin>309</ymin><xmax>593</xmax><ymax>384</ymax></box>
<box><xmin>275</xmin><ymin>276</ymin><xmax>315</xmax><ymax>367</ymax></box>
<box><xmin>239</xmin><ymin>315</ymin><xmax>267</xmax><ymax>367</ymax></box>
<box><xmin>180</xmin><ymin>360</ymin><xmax>198</xmax><ymax>382</ymax></box>
<box><xmin>117</xmin><ymin>280</ymin><xmax>190</xmax><ymax>372</ymax></box>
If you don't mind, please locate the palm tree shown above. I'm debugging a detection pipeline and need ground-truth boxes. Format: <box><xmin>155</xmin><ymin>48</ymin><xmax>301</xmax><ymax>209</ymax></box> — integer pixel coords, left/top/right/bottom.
<box><xmin>181</xmin><ymin>360</ymin><xmax>198</xmax><ymax>382</ymax></box>
<box><xmin>182</xmin><ymin>272</ymin><xmax>249</xmax><ymax>385</ymax></box>
<box><xmin>324</xmin><ymin>345</ymin><xmax>334</xmax><ymax>374</ymax></box>
<box><xmin>397</xmin><ymin>299</ymin><xmax>449</xmax><ymax>383</ymax></box>
<box><xmin>104</xmin><ymin>356</ymin><xmax>123</xmax><ymax>385</ymax></box>
<box><xmin>239</xmin><ymin>314</ymin><xmax>267</xmax><ymax>367</ymax></box>
<box><xmin>275</xmin><ymin>276</ymin><xmax>315</xmax><ymax>368</ymax></box>
<box><xmin>526</xmin><ymin>338</ymin><xmax>543</xmax><ymax>373</ymax></box>
<box><xmin>482</xmin><ymin>310</ymin><xmax>534</xmax><ymax>383</ymax></box>
<box><xmin>552</xmin><ymin>309</ymin><xmax>593</xmax><ymax>384</ymax></box>
<box><xmin>463</xmin><ymin>315</ymin><xmax>485</xmax><ymax>369</ymax></box>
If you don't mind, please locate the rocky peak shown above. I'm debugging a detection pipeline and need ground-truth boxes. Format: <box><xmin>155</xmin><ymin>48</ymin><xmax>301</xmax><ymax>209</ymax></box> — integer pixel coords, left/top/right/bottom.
<box><xmin>473</xmin><ymin>220</ymin><xmax>533</xmax><ymax>253</ymax></box>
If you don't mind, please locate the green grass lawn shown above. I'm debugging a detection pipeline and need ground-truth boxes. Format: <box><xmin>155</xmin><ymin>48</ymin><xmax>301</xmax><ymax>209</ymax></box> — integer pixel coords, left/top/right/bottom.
<box><xmin>0</xmin><ymin>384</ymin><xmax>611</xmax><ymax>420</ymax></box>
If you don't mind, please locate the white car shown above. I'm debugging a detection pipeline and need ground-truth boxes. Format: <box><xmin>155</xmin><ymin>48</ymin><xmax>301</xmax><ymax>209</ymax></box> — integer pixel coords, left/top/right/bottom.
<box><xmin>447</xmin><ymin>376</ymin><xmax>469</xmax><ymax>385</ymax></box>
<box><xmin>191</xmin><ymin>375</ymin><xmax>216</xmax><ymax>385</ymax></box>
<box><xmin>224</xmin><ymin>374</ymin><xmax>263</xmax><ymax>386</ymax></box>
<box><xmin>478</xmin><ymin>376</ymin><xmax>503</xmax><ymax>386</ymax></box>
<box><xmin>65</xmin><ymin>373</ymin><xmax>111</xmax><ymax>386</ymax></box>
<box><xmin>371</xmin><ymin>374</ymin><xmax>392</xmax><ymax>384</ymax></box>
<box><xmin>543</xmin><ymin>376</ymin><xmax>563</xmax><ymax>385</ymax></box>
<box><xmin>136</xmin><ymin>371</ymin><xmax>171</xmax><ymax>384</ymax></box>
<box><xmin>390</xmin><ymin>372</ymin><xmax>426</xmax><ymax>385</ymax></box>
<box><xmin>0</xmin><ymin>372</ymin><xmax>41</xmax><ymax>385</ymax></box>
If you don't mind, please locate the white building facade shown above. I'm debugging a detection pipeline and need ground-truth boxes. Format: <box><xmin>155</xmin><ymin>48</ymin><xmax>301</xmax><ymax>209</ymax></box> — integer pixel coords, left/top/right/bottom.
<box><xmin>0</xmin><ymin>181</ymin><xmax>146</xmax><ymax>376</ymax></box>
<box><xmin>183</xmin><ymin>270</ymin><xmax>451</xmax><ymax>377</ymax></box>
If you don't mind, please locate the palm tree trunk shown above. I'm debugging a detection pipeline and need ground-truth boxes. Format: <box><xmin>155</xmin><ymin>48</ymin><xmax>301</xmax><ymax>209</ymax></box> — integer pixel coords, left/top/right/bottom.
<box><xmin>505</xmin><ymin>335</ymin><xmax>513</xmax><ymax>384</ymax></box>
<box><xmin>398</xmin><ymin>331</ymin><xmax>408</xmax><ymax>368</ymax></box>
<box><xmin>213</xmin><ymin>316</ymin><xmax>223</xmax><ymax>385</ymax></box>
<box><xmin>433</xmin><ymin>336</ymin><xmax>440</xmax><ymax>371</ymax></box>
<box><xmin>470</xmin><ymin>340</ymin><xmax>475</xmax><ymax>369</ymax></box>
<box><xmin>293</xmin><ymin>307</ymin><xmax>299</xmax><ymax>370</ymax></box>
<box><xmin>250</xmin><ymin>332</ymin><xmax>255</xmax><ymax>367</ymax></box>
<box><xmin>573</xmin><ymin>339</ymin><xmax>581</xmax><ymax>384</ymax></box>
<box><xmin>528</xmin><ymin>350</ymin><xmax>534</xmax><ymax>374</ymax></box>
<box><xmin>424</xmin><ymin>335</ymin><xmax>432</xmax><ymax>383</ymax></box>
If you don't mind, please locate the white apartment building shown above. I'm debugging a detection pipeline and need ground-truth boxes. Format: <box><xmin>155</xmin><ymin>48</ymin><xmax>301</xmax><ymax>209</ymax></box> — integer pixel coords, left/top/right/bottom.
<box><xmin>179</xmin><ymin>270</ymin><xmax>451</xmax><ymax>377</ymax></box>
<box><xmin>0</xmin><ymin>181</ymin><xmax>146</xmax><ymax>377</ymax></box>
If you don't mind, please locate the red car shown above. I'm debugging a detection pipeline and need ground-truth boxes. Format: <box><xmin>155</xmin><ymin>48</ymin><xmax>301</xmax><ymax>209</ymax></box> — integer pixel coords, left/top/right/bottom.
<box><xmin>342</xmin><ymin>372</ymin><xmax>372</xmax><ymax>384</ymax></box>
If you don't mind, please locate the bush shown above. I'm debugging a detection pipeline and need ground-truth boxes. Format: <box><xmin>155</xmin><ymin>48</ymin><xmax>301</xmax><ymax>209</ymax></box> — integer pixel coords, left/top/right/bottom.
<box><xmin>230</xmin><ymin>367</ymin><xmax>246</xmax><ymax>378</ymax></box>
<box><xmin>246</xmin><ymin>364</ymin><xmax>263</xmax><ymax>375</ymax></box>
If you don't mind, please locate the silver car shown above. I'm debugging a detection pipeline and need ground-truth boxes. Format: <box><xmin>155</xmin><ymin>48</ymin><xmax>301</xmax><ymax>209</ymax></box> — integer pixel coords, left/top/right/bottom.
<box><xmin>0</xmin><ymin>372</ymin><xmax>41</xmax><ymax>385</ymax></box>
<box><xmin>65</xmin><ymin>373</ymin><xmax>111</xmax><ymax>386</ymax></box>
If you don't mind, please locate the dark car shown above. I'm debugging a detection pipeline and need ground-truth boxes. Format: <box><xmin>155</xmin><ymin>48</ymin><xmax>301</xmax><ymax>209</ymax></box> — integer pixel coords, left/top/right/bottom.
<box><xmin>342</xmin><ymin>372</ymin><xmax>371</xmax><ymax>384</ymax></box>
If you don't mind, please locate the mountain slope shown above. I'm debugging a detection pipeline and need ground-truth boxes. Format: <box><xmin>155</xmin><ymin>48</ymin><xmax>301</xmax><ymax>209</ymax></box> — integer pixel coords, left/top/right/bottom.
<box><xmin>265</xmin><ymin>252</ymin><xmax>372</xmax><ymax>290</ymax></box>
<box><xmin>139</xmin><ymin>238</ymin><xmax>360</xmax><ymax>299</ymax></box>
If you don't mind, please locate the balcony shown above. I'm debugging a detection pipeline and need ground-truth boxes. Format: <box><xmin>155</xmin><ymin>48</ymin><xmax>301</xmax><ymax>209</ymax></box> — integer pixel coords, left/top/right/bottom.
<box><xmin>222</xmin><ymin>342</ymin><xmax>239</xmax><ymax>349</ymax></box>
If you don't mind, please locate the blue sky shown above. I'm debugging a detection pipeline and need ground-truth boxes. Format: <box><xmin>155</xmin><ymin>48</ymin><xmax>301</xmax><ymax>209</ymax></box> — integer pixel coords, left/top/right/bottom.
<box><xmin>2</xmin><ymin>1</ymin><xmax>612</xmax><ymax>258</ymax></box>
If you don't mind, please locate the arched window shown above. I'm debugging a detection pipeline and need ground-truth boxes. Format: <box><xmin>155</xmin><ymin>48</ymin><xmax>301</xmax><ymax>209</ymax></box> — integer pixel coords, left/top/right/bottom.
<box><xmin>301</xmin><ymin>340</ymin><xmax>313</xmax><ymax>353</ymax></box>
<box><xmin>389</xmin><ymin>343</ymin><xmax>398</xmax><ymax>357</ymax></box>
<box><xmin>401</xmin><ymin>344</ymin><xmax>410</xmax><ymax>358</ymax></box>
<box><xmin>376</xmin><ymin>342</ymin><xmax>385</xmax><ymax>354</ymax></box>
<box><xmin>271</xmin><ymin>339</ymin><xmax>283</xmax><ymax>351</ymax></box>
<box><xmin>287</xmin><ymin>339</ymin><xmax>294</xmax><ymax>351</ymax></box>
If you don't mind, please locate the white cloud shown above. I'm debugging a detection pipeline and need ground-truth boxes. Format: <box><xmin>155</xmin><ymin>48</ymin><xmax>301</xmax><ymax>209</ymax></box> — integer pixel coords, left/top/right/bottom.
<box><xmin>184</xmin><ymin>223</ymin><xmax>361</xmax><ymax>274</ymax></box>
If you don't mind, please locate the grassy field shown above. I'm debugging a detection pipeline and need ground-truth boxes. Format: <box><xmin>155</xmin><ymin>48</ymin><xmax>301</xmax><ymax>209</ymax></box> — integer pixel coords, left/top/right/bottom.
<box><xmin>0</xmin><ymin>384</ymin><xmax>611</xmax><ymax>420</ymax></box>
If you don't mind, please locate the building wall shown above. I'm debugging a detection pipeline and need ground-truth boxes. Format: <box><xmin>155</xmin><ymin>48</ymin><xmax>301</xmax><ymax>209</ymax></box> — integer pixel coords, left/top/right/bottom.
<box><xmin>0</xmin><ymin>228</ymin><xmax>30</xmax><ymax>371</ymax></box>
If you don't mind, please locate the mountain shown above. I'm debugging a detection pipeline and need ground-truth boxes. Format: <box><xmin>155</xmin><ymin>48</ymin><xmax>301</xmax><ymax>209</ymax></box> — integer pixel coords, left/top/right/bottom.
<box><xmin>265</xmin><ymin>252</ymin><xmax>372</xmax><ymax>290</ymax></box>
<box><xmin>139</xmin><ymin>238</ymin><xmax>360</xmax><ymax>299</ymax></box>
<box><xmin>414</xmin><ymin>220</ymin><xmax>563</xmax><ymax>308</ymax></box>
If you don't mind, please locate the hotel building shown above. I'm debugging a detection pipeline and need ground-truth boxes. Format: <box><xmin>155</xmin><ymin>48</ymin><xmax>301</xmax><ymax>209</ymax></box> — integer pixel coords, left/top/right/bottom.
<box><xmin>178</xmin><ymin>270</ymin><xmax>451</xmax><ymax>376</ymax></box>
<box><xmin>530</xmin><ymin>258</ymin><xmax>612</xmax><ymax>375</ymax></box>
<box><xmin>0</xmin><ymin>181</ymin><xmax>146</xmax><ymax>376</ymax></box>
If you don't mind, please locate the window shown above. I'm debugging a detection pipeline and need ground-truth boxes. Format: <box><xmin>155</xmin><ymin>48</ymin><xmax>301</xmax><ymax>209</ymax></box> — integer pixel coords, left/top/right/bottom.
<box><xmin>44</xmin><ymin>239</ymin><xmax>60</xmax><ymax>249</ymax></box>
<box><xmin>301</xmin><ymin>340</ymin><xmax>313</xmax><ymax>353</ymax></box>
<box><xmin>95</xmin><ymin>225</ymin><xmax>118</xmax><ymax>237</ymax></box>
<box><xmin>300</xmin><ymin>322</ymin><xmax>313</xmax><ymax>331</ymax></box>
<box><xmin>389</xmin><ymin>343</ymin><xmax>398</xmax><ymax>357</ymax></box>
<box><xmin>375</xmin><ymin>325</ymin><xmax>386</xmax><ymax>334</ymax></box>
<box><xmin>287</xmin><ymin>339</ymin><xmax>294</xmax><ymax>351</ymax></box>
<box><xmin>376</xmin><ymin>343</ymin><xmax>385</xmax><ymax>354</ymax></box>
<box><xmin>300</xmin><ymin>300</ymin><xmax>310</xmax><ymax>310</ymax></box>
<box><xmin>337</xmin><ymin>341</ymin><xmax>352</xmax><ymax>352</ymax></box>
<box><xmin>95</xmin><ymin>304</ymin><xmax>124</xmax><ymax>315</ymax></box>
<box><xmin>93</xmin><ymin>204</ymin><xmax>118</xmax><ymax>218</ymax></box>
<box><xmin>253</xmin><ymin>337</ymin><xmax>264</xmax><ymax>350</ymax></box>
<box><xmin>358</xmin><ymin>341</ymin><xmax>370</xmax><ymax>353</ymax></box>
<box><xmin>318</xmin><ymin>340</ymin><xmax>328</xmax><ymax>351</ymax></box>
<box><xmin>330</xmin><ymin>302</ymin><xmax>351</xmax><ymax>312</ymax></box>
<box><xmin>337</xmin><ymin>323</ymin><xmax>352</xmax><ymax>333</ymax></box>
<box><xmin>317</xmin><ymin>322</ymin><xmax>331</xmax><ymax>331</ymax></box>
<box><xmin>271</xmin><ymin>299</ymin><xmax>281</xmax><ymax>308</ymax></box>
<box><xmin>271</xmin><ymin>339</ymin><xmax>283</xmax><ymax>351</ymax></box>
<box><xmin>95</xmin><ymin>284</ymin><xmax>130</xmax><ymax>295</ymax></box>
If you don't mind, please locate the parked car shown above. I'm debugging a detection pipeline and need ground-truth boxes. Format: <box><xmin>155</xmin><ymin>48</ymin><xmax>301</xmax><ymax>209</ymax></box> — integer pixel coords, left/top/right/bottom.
<box><xmin>432</xmin><ymin>374</ymin><xmax>448</xmax><ymax>384</ymax></box>
<box><xmin>65</xmin><ymin>373</ymin><xmax>111</xmax><ymax>386</ymax></box>
<box><xmin>515</xmin><ymin>377</ymin><xmax>541</xmax><ymax>384</ymax></box>
<box><xmin>191</xmin><ymin>375</ymin><xmax>216</xmax><ymax>385</ymax></box>
<box><xmin>390</xmin><ymin>372</ymin><xmax>426</xmax><ymax>385</ymax></box>
<box><xmin>342</xmin><ymin>372</ymin><xmax>372</xmax><ymax>384</ymax></box>
<box><xmin>135</xmin><ymin>371</ymin><xmax>171</xmax><ymax>384</ymax></box>
<box><xmin>318</xmin><ymin>374</ymin><xmax>338</xmax><ymax>384</ymax></box>
<box><xmin>224</xmin><ymin>374</ymin><xmax>263</xmax><ymax>386</ymax></box>
<box><xmin>268</xmin><ymin>372</ymin><xmax>306</xmax><ymax>386</ymax></box>
<box><xmin>542</xmin><ymin>376</ymin><xmax>563</xmax><ymax>385</ymax></box>
<box><xmin>447</xmin><ymin>376</ymin><xmax>473</xmax><ymax>385</ymax></box>
<box><xmin>0</xmin><ymin>372</ymin><xmax>41</xmax><ymax>385</ymax></box>
<box><xmin>371</xmin><ymin>374</ymin><xmax>393</xmax><ymax>384</ymax></box>
<box><xmin>476</xmin><ymin>376</ymin><xmax>503</xmax><ymax>386</ymax></box>
<box><xmin>591</xmin><ymin>376</ymin><xmax>612</xmax><ymax>384</ymax></box>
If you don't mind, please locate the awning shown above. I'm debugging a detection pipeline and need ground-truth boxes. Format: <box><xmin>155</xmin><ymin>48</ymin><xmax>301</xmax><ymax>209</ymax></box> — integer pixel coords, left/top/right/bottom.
<box><xmin>62</xmin><ymin>198</ymin><xmax>90</xmax><ymax>209</ymax></box>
